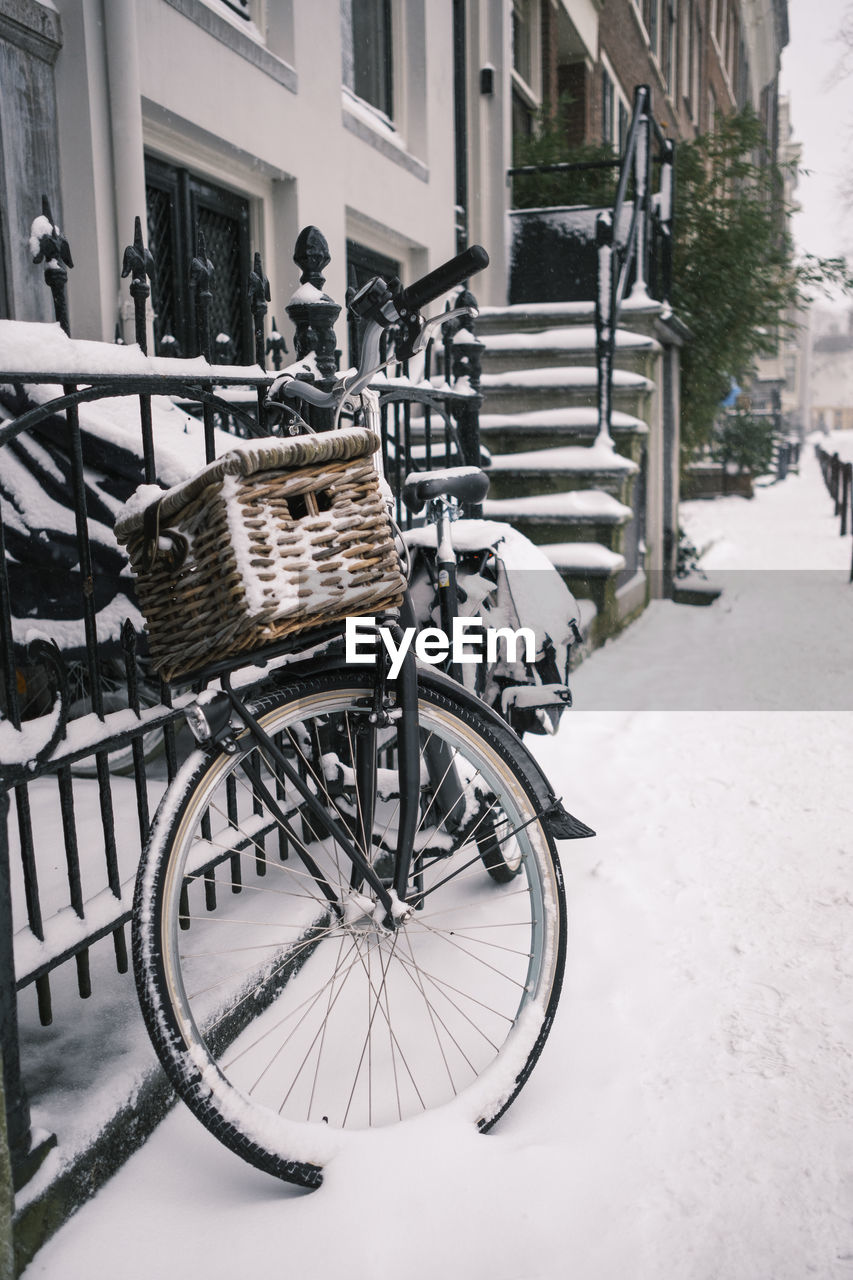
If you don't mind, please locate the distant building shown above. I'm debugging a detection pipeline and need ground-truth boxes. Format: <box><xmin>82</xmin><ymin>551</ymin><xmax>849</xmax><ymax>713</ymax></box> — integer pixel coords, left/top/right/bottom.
<box><xmin>809</xmin><ymin>310</ymin><xmax>853</xmax><ymax>432</ymax></box>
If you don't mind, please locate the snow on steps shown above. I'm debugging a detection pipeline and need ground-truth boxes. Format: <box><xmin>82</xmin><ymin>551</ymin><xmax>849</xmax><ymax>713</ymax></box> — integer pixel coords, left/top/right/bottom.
<box><xmin>486</xmin><ymin>442</ymin><xmax>638</xmax><ymax>500</ymax></box>
<box><xmin>477</xmin><ymin>326</ymin><xmax>659</xmax><ymax>375</ymax></box>
<box><xmin>544</xmin><ymin>541</ymin><xmax>626</xmax><ymax>576</ymax></box>
<box><xmin>474</xmin><ymin>296</ymin><xmax>664</xmax><ymax>335</ymax></box>
<box><xmin>483</xmin><ymin>488</ymin><xmax>631</xmax><ymax>523</ymax></box>
<box><xmin>482</xmin><ymin>489</ymin><xmax>631</xmax><ymax>553</ymax></box>
<box><xmin>471</xmin><ymin>298</ymin><xmax>658</xmax><ymax>649</ymax></box>
<box><xmin>479</xmin><ymin>365</ymin><xmax>652</xmax><ymax>416</ymax></box>
<box><xmin>479</xmin><ymin>406</ymin><xmax>647</xmax><ymax>457</ymax></box>
<box><xmin>541</xmin><ymin>541</ymin><xmax>629</xmax><ymax>646</ymax></box>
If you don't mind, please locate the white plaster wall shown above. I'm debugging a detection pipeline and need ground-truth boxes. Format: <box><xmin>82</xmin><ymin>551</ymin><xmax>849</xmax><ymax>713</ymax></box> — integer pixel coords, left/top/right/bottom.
<box><xmin>53</xmin><ymin>0</ymin><xmax>120</xmax><ymax>341</ymax></box>
<box><xmin>52</xmin><ymin>0</ymin><xmax>461</xmax><ymax>344</ymax></box>
<box><xmin>559</xmin><ymin>0</ymin><xmax>599</xmax><ymax>62</ymax></box>
<box><xmin>464</xmin><ymin>0</ymin><xmax>511</xmax><ymax>307</ymax></box>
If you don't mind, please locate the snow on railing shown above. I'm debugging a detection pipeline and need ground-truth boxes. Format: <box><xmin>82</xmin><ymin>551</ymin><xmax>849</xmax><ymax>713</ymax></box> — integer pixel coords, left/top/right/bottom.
<box><xmin>0</xmin><ymin>204</ymin><xmax>484</xmax><ymax>1188</ymax></box>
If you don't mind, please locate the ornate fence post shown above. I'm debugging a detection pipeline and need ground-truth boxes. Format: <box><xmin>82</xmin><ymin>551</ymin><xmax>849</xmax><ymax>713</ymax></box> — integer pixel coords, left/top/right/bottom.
<box><xmin>445</xmin><ymin>286</ymin><xmax>484</xmax><ymax>514</ymax></box>
<box><xmin>248</xmin><ymin>251</ymin><xmax>271</xmax><ymax>432</ymax></box>
<box><xmin>835</xmin><ymin>465</ymin><xmax>845</xmax><ymax>535</ymax></box>
<box><xmin>190</xmin><ymin>229</ymin><xmax>216</xmax><ymax>461</ymax></box>
<box><xmin>30</xmin><ymin>196</ymin><xmax>73</xmax><ymax>335</ymax></box>
<box><xmin>121</xmin><ymin>217</ymin><xmax>156</xmax><ymax>481</ymax></box>
<box><xmin>266</xmin><ymin>316</ymin><xmax>288</xmax><ymax>371</ymax></box>
<box><xmin>190</xmin><ymin>228</ymin><xmax>214</xmax><ymax>364</ymax></box>
<box><xmin>631</xmin><ymin>86</ymin><xmax>652</xmax><ymax>302</ymax></box>
<box><xmin>286</xmin><ymin>226</ymin><xmax>341</xmax><ymax>431</ymax></box>
<box><xmin>659</xmin><ymin>137</ymin><xmax>675</xmax><ymax>308</ymax></box>
<box><xmin>595</xmin><ymin>211</ymin><xmax>616</xmax><ymax>450</ymax></box>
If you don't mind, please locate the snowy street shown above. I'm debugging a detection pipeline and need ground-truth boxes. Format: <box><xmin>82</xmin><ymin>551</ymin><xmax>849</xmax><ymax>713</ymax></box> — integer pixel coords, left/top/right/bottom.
<box><xmin>24</xmin><ymin>441</ymin><xmax>853</xmax><ymax>1280</ymax></box>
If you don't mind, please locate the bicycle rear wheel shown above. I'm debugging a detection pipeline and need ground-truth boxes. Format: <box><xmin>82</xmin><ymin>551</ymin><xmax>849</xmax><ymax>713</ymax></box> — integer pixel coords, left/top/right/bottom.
<box><xmin>133</xmin><ymin>670</ymin><xmax>566</xmax><ymax>1186</ymax></box>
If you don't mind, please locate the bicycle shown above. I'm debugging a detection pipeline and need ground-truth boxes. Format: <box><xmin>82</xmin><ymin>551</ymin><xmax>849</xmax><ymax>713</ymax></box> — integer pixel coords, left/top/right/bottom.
<box><xmin>120</xmin><ymin>246</ymin><xmax>594</xmax><ymax>1187</ymax></box>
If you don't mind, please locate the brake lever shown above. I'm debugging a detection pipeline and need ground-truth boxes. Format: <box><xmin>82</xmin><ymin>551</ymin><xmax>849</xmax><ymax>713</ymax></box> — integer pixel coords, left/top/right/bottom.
<box><xmin>399</xmin><ymin>304</ymin><xmax>478</xmax><ymax>362</ymax></box>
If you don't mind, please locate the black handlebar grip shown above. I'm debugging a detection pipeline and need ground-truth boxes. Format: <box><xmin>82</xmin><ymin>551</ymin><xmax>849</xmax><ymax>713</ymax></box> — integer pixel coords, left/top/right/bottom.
<box><xmin>400</xmin><ymin>245</ymin><xmax>489</xmax><ymax>313</ymax></box>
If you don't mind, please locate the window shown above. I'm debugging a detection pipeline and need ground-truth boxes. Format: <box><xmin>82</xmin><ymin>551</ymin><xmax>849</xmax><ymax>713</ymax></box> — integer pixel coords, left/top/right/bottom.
<box><xmin>691</xmin><ymin>7</ymin><xmax>702</xmax><ymax>122</ymax></box>
<box><xmin>645</xmin><ymin>0</ymin><xmax>659</xmax><ymax>57</ymax></box>
<box><xmin>662</xmin><ymin>0</ymin><xmax>677</xmax><ymax>96</ymax></box>
<box><xmin>602</xmin><ymin>70</ymin><xmax>614</xmax><ymax>147</ymax></box>
<box><xmin>512</xmin><ymin>0</ymin><xmax>533</xmax><ymax>85</ymax></box>
<box><xmin>145</xmin><ymin>157</ymin><xmax>252</xmax><ymax>361</ymax></box>
<box><xmin>618</xmin><ymin>100</ymin><xmax>629</xmax><ymax>152</ymax></box>
<box><xmin>341</xmin><ymin>0</ymin><xmax>394</xmax><ymax>119</ymax></box>
<box><xmin>346</xmin><ymin>239</ymin><xmax>400</xmax><ymax>364</ymax></box>
<box><xmin>601</xmin><ymin>61</ymin><xmax>629</xmax><ymax>151</ymax></box>
<box><xmin>681</xmin><ymin>0</ymin><xmax>691</xmax><ymax>102</ymax></box>
<box><xmin>218</xmin><ymin>0</ymin><xmax>251</xmax><ymax>18</ymax></box>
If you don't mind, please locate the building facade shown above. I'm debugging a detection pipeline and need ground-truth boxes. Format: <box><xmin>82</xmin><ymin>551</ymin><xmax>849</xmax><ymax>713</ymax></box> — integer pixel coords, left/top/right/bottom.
<box><xmin>1</xmin><ymin>0</ymin><xmax>464</xmax><ymax>348</ymax></box>
<box><xmin>0</xmin><ymin>0</ymin><xmax>792</xmax><ymax>341</ymax></box>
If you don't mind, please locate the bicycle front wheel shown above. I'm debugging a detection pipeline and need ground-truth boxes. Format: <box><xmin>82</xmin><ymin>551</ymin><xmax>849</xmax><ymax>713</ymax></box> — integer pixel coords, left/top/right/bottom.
<box><xmin>133</xmin><ymin>670</ymin><xmax>566</xmax><ymax>1186</ymax></box>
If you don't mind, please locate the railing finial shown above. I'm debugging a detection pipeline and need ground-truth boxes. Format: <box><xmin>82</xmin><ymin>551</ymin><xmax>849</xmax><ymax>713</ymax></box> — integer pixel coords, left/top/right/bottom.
<box><xmin>287</xmin><ymin>226</ymin><xmax>340</xmax><ymax>385</ymax></box>
<box><xmin>293</xmin><ymin>225</ymin><xmax>330</xmax><ymax>290</ymax></box>
<box><xmin>121</xmin><ymin>215</ymin><xmax>155</xmax><ymax>353</ymax></box>
<box><xmin>190</xmin><ymin>227</ymin><xmax>215</xmax><ymax>362</ymax></box>
<box><xmin>30</xmin><ymin>195</ymin><xmax>74</xmax><ymax>335</ymax></box>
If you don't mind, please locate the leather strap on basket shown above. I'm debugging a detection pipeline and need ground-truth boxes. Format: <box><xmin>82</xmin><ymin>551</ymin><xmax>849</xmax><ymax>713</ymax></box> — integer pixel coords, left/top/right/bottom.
<box><xmin>140</xmin><ymin>497</ymin><xmax>189</xmax><ymax>573</ymax></box>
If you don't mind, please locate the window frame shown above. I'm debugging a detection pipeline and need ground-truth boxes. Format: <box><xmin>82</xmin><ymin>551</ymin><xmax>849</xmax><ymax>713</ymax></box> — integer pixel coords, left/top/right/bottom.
<box><xmin>144</xmin><ymin>156</ymin><xmax>253</xmax><ymax>362</ymax></box>
<box><xmin>341</xmin><ymin>0</ymin><xmax>395</xmax><ymax>123</ymax></box>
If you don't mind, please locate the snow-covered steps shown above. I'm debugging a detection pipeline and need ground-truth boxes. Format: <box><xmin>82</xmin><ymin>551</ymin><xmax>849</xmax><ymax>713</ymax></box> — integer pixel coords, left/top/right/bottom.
<box><xmin>478</xmin><ymin>406</ymin><xmax>647</xmax><ymax>455</ymax></box>
<box><xmin>477</xmin><ymin>326</ymin><xmax>659</xmax><ymax>375</ymax></box>
<box><xmin>544</xmin><ymin>540</ymin><xmax>627</xmax><ymax>576</ymax></box>
<box><xmin>486</xmin><ymin>442</ymin><xmax>638</xmax><ymax>500</ymax></box>
<box><xmin>474</xmin><ymin>297</ymin><xmax>664</xmax><ymax>336</ymax></box>
<box><xmin>479</xmin><ymin>366</ymin><xmax>653</xmax><ymax>417</ymax></box>
<box><xmin>482</xmin><ymin>489</ymin><xmax>632</xmax><ymax>551</ymax></box>
<box><xmin>542</xmin><ymin>541</ymin><xmax>638</xmax><ymax>644</ymax></box>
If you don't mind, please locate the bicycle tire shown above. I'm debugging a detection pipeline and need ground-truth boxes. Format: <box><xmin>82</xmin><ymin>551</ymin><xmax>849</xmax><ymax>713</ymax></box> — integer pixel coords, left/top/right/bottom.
<box><xmin>132</xmin><ymin>669</ymin><xmax>566</xmax><ymax>1187</ymax></box>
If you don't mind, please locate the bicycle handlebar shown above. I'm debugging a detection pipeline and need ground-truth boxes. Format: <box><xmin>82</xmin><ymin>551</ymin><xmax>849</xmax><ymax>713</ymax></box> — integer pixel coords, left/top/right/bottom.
<box><xmin>400</xmin><ymin>245</ymin><xmax>489</xmax><ymax>314</ymax></box>
<box><xmin>267</xmin><ymin>244</ymin><xmax>490</xmax><ymax>415</ymax></box>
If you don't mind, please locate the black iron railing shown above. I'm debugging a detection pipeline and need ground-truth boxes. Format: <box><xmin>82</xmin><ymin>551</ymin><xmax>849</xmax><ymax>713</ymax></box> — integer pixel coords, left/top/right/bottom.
<box><xmin>0</xmin><ymin>204</ymin><xmax>481</xmax><ymax>1194</ymax></box>
<box><xmin>815</xmin><ymin>444</ymin><xmax>853</xmax><ymax>579</ymax></box>
<box><xmin>593</xmin><ymin>86</ymin><xmax>674</xmax><ymax>449</ymax></box>
<box><xmin>507</xmin><ymin>85</ymin><xmax>674</xmax><ymax>447</ymax></box>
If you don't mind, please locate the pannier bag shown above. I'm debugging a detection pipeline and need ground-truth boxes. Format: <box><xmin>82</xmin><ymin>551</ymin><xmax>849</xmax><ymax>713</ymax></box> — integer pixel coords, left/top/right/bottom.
<box><xmin>405</xmin><ymin>518</ymin><xmax>580</xmax><ymax>735</ymax></box>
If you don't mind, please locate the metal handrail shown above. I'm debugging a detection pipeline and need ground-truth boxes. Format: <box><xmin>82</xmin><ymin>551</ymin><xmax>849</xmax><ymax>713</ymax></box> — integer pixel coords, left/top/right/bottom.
<box><xmin>594</xmin><ymin>85</ymin><xmax>674</xmax><ymax>449</ymax></box>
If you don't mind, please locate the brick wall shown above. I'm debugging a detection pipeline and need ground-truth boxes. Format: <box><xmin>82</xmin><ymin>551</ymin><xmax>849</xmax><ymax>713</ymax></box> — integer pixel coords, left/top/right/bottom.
<box><xmin>589</xmin><ymin>0</ymin><xmax>741</xmax><ymax>145</ymax></box>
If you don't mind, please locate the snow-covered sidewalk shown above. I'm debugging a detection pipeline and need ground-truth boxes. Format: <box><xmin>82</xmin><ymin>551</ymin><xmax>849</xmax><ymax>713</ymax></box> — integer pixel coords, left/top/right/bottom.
<box><xmin>23</xmin><ymin>442</ymin><xmax>853</xmax><ymax>1280</ymax></box>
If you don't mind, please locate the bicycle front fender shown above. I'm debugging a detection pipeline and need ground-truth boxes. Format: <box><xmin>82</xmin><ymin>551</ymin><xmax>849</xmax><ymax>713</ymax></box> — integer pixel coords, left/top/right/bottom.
<box><xmin>416</xmin><ymin>666</ymin><xmax>595</xmax><ymax>842</ymax></box>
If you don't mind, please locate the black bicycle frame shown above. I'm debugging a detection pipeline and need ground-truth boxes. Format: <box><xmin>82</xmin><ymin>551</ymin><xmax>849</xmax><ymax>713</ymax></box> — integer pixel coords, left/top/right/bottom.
<box><xmin>219</xmin><ymin>641</ymin><xmax>422</xmax><ymax>925</ymax></box>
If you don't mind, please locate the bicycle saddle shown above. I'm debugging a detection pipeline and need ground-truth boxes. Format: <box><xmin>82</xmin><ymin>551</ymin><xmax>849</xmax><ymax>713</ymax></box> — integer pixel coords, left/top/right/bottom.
<box><xmin>402</xmin><ymin>466</ymin><xmax>490</xmax><ymax>514</ymax></box>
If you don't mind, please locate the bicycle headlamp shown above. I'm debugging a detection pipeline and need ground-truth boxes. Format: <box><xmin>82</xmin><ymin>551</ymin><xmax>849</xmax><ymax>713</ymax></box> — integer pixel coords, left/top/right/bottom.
<box><xmin>185</xmin><ymin>691</ymin><xmax>234</xmax><ymax>747</ymax></box>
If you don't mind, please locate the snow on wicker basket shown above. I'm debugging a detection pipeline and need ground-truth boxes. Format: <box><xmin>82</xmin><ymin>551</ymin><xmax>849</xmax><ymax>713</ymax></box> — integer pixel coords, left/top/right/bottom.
<box><xmin>114</xmin><ymin>427</ymin><xmax>405</xmax><ymax>681</ymax></box>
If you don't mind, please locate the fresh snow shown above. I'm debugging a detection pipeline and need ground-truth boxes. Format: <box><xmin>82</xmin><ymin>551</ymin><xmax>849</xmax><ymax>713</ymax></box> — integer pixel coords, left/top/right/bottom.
<box><xmin>20</xmin><ymin>442</ymin><xmax>853</xmax><ymax>1280</ymax></box>
<box><xmin>480</xmin><ymin>366</ymin><xmax>652</xmax><ymax>390</ymax></box>
<box><xmin>479</xmin><ymin>405</ymin><xmax>647</xmax><ymax>433</ymax></box>
<box><xmin>484</xmin><ymin>489</ymin><xmax>632</xmax><ymax>522</ymax></box>
<box><xmin>472</xmin><ymin>327</ymin><xmax>656</xmax><ymax>353</ymax></box>
<box><xmin>487</xmin><ymin>443</ymin><xmax>638</xmax><ymax>473</ymax></box>
<box><xmin>0</xmin><ymin>320</ymin><xmax>265</xmax><ymax>381</ymax></box>
<box><xmin>544</xmin><ymin>541</ymin><xmax>627</xmax><ymax>573</ymax></box>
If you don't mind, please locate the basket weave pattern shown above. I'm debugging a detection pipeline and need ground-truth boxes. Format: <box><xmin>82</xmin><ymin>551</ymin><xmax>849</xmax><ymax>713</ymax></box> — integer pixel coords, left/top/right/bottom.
<box><xmin>115</xmin><ymin>431</ymin><xmax>405</xmax><ymax>680</ymax></box>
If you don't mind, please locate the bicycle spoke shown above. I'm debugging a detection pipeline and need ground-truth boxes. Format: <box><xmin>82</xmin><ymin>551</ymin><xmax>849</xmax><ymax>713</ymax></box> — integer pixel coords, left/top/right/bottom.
<box><xmin>142</xmin><ymin>677</ymin><xmax>564</xmax><ymax>1157</ymax></box>
<box><xmin>409</xmin><ymin>917</ymin><xmax>534</xmax><ymax>959</ymax></box>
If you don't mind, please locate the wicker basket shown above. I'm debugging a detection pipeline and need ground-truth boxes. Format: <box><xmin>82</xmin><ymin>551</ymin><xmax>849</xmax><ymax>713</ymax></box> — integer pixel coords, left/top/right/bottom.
<box><xmin>114</xmin><ymin>428</ymin><xmax>405</xmax><ymax>680</ymax></box>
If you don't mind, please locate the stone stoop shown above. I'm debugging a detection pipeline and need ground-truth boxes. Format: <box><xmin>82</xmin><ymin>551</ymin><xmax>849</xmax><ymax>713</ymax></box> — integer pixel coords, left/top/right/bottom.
<box><xmin>474</xmin><ymin>301</ymin><xmax>660</xmax><ymax>644</ymax></box>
